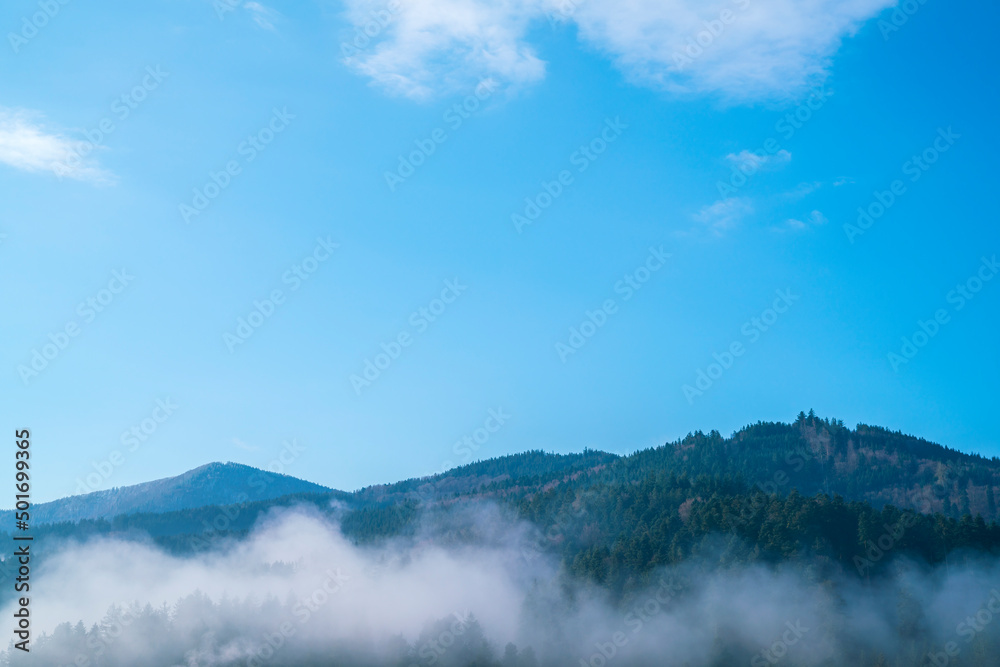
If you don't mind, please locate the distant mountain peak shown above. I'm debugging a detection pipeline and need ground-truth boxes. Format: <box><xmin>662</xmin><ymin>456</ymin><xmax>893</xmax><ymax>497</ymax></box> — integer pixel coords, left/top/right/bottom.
<box><xmin>1</xmin><ymin>462</ymin><xmax>329</xmax><ymax>526</ymax></box>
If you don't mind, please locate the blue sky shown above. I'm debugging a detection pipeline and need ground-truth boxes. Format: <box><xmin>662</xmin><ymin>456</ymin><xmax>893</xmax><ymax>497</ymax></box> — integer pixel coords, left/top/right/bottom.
<box><xmin>1</xmin><ymin>0</ymin><xmax>997</xmax><ymax>503</ymax></box>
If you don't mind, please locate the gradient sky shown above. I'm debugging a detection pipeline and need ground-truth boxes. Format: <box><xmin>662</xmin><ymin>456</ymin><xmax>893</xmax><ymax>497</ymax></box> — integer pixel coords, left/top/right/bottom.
<box><xmin>1</xmin><ymin>0</ymin><xmax>997</xmax><ymax>503</ymax></box>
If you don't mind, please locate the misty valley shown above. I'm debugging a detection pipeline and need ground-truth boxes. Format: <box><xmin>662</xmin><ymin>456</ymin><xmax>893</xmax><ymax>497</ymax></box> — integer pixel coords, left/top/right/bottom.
<box><xmin>2</xmin><ymin>414</ymin><xmax>1000</xmax><ymax>666</ymax></box>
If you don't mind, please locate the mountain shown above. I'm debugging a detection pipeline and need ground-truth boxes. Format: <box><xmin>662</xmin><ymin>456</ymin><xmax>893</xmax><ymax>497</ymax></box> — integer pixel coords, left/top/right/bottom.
<box><xmin>0</xmin><ymin>461</ymin><xmax>329</xmax><ymax>525</ymax></box>
<box><xmin>13</xmin><ymin>413</ymin><xmax>1000</xmax><ymax>533</ymax></box>
<box><xmin>6</xmin><ymin>414</ymin><xmax>1000</xmax><ymax>667</ymax></box>
<box><xmin>339</xmin><ymin>412</ymin><xmax>1000</xmax><ymax>523</ymax></box>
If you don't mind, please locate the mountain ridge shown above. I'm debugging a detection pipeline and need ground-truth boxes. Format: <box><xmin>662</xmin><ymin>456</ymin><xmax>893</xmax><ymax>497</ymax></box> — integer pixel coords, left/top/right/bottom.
<box><xmin>11</xmin><ymin>413</ymin><xmax>1000</xmax><ymax>531</ymax></box>
<box><xmin>0</xmin><ymin>461</ymin><xmax>329</xmax><ymax>526</ymax></box>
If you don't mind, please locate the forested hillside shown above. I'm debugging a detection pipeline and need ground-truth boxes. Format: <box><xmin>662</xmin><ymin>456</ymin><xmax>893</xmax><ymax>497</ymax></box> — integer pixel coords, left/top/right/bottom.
<box><xmin>5</xmin><ymin>413</ymin><xmax>1000</xmax><ymax>666</ymax></box>
<box><xmin>7</xmin><ymin>413</ymin><xmax>999</xmax><ymax>575</ymax></box>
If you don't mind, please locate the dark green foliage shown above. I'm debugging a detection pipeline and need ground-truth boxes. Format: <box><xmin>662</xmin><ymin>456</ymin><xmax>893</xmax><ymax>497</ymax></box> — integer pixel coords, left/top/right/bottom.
<box><xmin>6</xmin><ymin>414</ymin><xmax>1000</xmax><ymax>666</ymax></box>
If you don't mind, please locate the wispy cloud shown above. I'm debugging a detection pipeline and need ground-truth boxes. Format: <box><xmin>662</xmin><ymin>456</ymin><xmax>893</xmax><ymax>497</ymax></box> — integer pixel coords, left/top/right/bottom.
<box><xmin>232</xmin><ymin>437</ymin><xmax>262</xmax><ymax>452</ymax></box>
<box><xmin>693</xmin><ymin>197</ymin><xmax>753</xmax><ymax>236</ymax></box>
<box><xmin>725</xmin><ymin>148</ymin><xmax>791</xmax><ymax>172</ymax></box>
<box><xmin>779</xmin><ymin>181</ymin><xmax>822</xmax><ymax>201</ymax></box>
<box><xmin>340</xmin><ymin>0</ymin><xmax>894</xmax><ymax>101</ymax></box>
<box><xmin>0</xmin><ymin>107</ymin><xmax>112</xmax><ymax>184</ymax></box>
<box><xmin>341</xmin><ymin>0</ymin><xmax>546</xmax><ymax>100</ymax></box>
<box><xmin>777</xmin><ymin>209</ymin><xmax>827</xmax><ymax>232</ymax></box>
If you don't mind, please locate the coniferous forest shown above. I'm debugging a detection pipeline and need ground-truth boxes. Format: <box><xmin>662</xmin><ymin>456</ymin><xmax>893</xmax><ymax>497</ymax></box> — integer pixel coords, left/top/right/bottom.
<box><xmin>5</xmin><ymin>414</ymin><xmax>1000</xmax><ymax>666</ymax></box>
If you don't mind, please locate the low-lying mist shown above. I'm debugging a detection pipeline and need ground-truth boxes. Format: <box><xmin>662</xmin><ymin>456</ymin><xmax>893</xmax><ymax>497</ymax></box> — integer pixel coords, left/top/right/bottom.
<box><xmin>4</xmin><ymin>502</ymin><xmax>999</xmax><ymax>666</ymax></box>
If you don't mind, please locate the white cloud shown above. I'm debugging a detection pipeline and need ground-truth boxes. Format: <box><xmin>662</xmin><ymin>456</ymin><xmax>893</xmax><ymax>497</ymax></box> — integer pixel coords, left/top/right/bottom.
<box><xmin>232</xmin><ymin>437</ymin><xmax>261</xmax><ymax>452</ymax></box>
<box><xmin>693</xmin><ymin>197</ymin><xmax>752</xmax><ymax>235</ymax></box>
<box><xmin>341</xmin><ymin>0</ymin><xmax>547</xmax><ymax>99</ymax></box>
<box><xmin>778</xmin><ymin>181</ymin><xmax>823</xmax><ymax>201</ymax></box>
<box><xmin>725</xmin><ymin>148</ymin><xmax>792</xmax><ymax>172</ymax></box>
<box><xmin>340</xmin><ymin>0</ymin><xmax>894</xmax><ymax>101</ymax></box>
<box><xmin>778</xmin><ymin>209</ymin><xmax>827</xmax><ymax>232</ymax></box>
<box><xmin>0</xmin><ymin>107</ymin><xmax>112</xmax><ymax>184</ymax></box>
